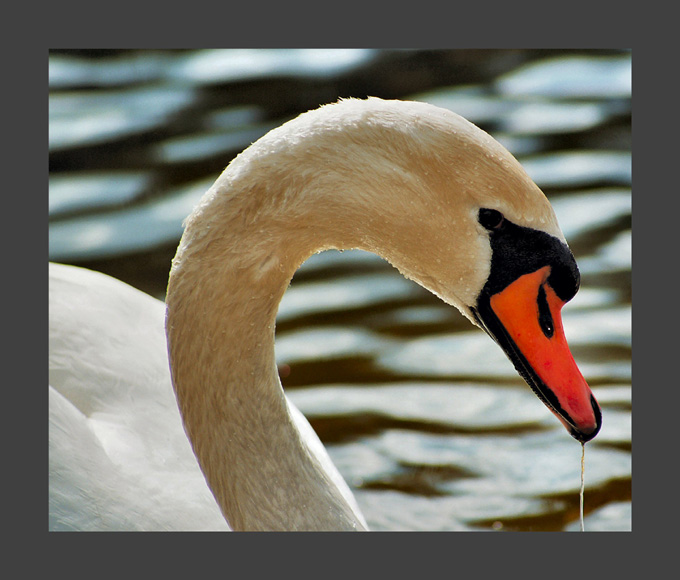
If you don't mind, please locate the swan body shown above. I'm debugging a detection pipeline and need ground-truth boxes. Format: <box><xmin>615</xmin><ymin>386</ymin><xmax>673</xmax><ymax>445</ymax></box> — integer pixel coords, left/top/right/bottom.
<box><xmin>49</xmin><ymin>262</ymin><xmax>363</xmax><ymax>530</ymax></box>
<box><xmin>50</xmin><ymin>97</ymin><xmax>601</xmax><ymax>531</ymax></box>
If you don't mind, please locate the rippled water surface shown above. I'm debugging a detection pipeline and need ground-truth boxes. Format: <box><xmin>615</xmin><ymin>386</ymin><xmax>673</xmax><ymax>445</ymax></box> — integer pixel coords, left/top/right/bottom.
<box><xmin>49</xmin><ymin>49</ymin><xmax>632</xmax><ymax>531</ymax></box>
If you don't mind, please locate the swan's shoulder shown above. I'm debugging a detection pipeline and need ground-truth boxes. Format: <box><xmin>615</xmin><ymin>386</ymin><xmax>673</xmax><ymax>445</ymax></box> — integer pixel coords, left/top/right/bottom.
<box><xmin>49</xmin><ymin>263</ymin><xmax>229</xmax><ymax>530</ymax></box>
<box><xmin>49</xmin><ymin>263</ymin><xmax>364</xmax><ymax>530</ymax></box>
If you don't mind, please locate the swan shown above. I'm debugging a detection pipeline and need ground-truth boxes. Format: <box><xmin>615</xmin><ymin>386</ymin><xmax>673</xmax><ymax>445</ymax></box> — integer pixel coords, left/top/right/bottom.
<box><xmin>49</xmin><ymin>97</ymin><xmax>601</xmax><ymax>531</ymax></box>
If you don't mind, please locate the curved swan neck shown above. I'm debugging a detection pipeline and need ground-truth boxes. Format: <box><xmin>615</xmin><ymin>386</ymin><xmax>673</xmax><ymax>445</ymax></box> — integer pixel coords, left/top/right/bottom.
<box><xmin>166</xmin><ymin>98</ymin><xmax>558</xmax><ymax>531</ymax></box>
<box><xmin>167</xmin><ymin>217</ymin><xmax>365</xmax><ymax>530</ymax></box>
<box><xmin>167</xmin><ymin>252</ymin><xmax>364</xmax><ymax>530</ymax></box>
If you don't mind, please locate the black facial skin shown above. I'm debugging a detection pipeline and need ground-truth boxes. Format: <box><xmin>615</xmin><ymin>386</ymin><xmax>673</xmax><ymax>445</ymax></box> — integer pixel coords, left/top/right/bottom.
<box><xmin>470</xmin><ymin>208</ymin><xmax>601</xmax><ymax>442</ymax></box>
<box><xmin>476</xmin><ymin>208</ymin><xmax>580</xmax><ymax>302</ymax></box>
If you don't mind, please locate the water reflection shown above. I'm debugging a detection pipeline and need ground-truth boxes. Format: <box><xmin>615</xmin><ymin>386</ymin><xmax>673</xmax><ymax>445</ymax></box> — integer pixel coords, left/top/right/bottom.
<box><xmin>48</xmin><ymin>49</ymin><xmax>631</xmax><ymax>531</ymax></box>
<box><xmin>495</xmin><ymin>53</ymin><xmax>632</xmax><ymax>98</ymax></box>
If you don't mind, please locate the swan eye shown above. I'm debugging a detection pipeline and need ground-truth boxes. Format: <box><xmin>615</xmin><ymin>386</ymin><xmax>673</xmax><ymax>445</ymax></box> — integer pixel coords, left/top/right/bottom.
<box><xmin>478</xmin><ymin>208</ymin><xmax>504</xmax><ymax>230</ymax></box>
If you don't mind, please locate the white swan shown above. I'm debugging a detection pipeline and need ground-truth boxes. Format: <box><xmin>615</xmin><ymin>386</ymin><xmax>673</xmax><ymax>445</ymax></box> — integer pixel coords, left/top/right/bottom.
<box><xmin>49</xmin><ymin>97</ymin><xmax>601</xmax><ymax>531</ymax></box>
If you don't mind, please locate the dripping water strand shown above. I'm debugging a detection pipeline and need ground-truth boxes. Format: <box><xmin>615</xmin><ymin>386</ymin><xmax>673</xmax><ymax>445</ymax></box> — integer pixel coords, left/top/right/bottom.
<box><xmin>580</xmin><ymin>442</ymin><xmax>586</xmax><ymax>532</ymax></box>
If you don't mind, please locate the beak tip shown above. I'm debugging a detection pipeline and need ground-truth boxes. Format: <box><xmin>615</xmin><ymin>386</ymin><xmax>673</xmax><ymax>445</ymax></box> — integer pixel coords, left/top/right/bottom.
<box><xmin>566</xmin><ymin>394</ymin><xmax>602</xmax><ymax>443</ymax></box>
<box><xmin>569</xmin><ymin>424</ymin><xmax>600</xmax><ymax>443</ymax></box>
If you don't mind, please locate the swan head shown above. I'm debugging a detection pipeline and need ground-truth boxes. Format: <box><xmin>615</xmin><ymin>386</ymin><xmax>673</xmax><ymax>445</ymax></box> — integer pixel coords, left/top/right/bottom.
<box><xmin>370</xmin><ymin>99</ymin><xmax>600</xmax><ymax>443</ymax></box>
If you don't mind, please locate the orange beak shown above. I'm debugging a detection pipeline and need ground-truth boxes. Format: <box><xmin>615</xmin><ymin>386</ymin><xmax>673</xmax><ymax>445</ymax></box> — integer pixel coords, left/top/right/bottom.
<box><xmin>474</xmin><ymin>266</ymin><xmax>601</xmax><ymax>442</ymax></box>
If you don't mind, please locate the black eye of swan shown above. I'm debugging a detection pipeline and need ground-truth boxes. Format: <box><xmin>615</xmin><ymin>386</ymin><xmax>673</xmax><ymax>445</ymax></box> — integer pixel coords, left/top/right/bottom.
<box><xmin>478</xmin><ymin>208</ymin><xmax>505</xmax><ymax>230</ymax></box>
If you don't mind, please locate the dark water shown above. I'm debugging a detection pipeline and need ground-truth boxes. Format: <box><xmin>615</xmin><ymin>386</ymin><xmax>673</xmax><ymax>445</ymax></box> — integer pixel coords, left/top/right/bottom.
<box><xmin>48</xmin><ymin>49</ymin><xmax>631</xmax><ymax>531</ymax></box>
